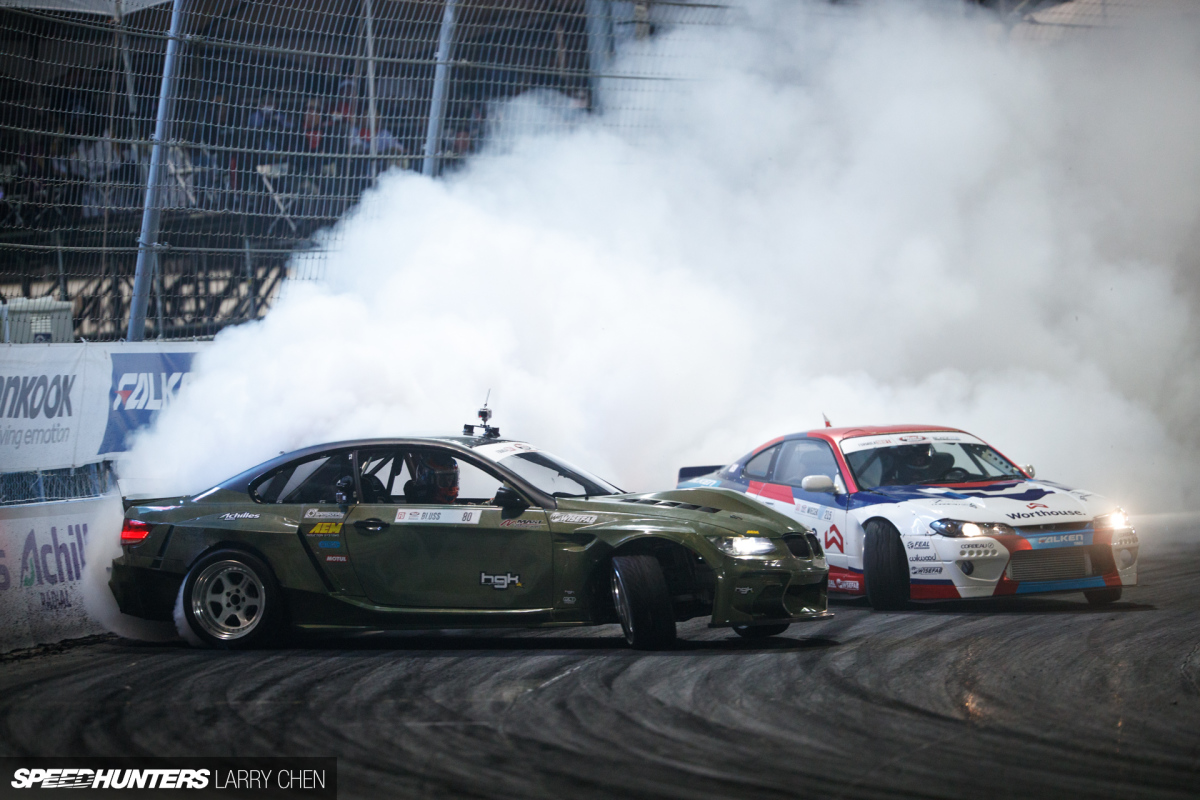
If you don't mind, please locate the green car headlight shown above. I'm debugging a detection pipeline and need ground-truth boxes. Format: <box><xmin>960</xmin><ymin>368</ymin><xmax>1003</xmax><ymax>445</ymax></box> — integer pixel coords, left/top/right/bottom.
<box><xmin>929</xmin><ymin>519</ymin><xmax>1015</xmax><ymax>538</ymax></box>
<box><xmin>1093</xmin><ymin>508</ymin><xmax>1130</xmax><ymax>530</ymax></box>
<box><xmin>710</xmin><ymin>535</ymin><xmax>778</xmax><ymax>557</ymax></box>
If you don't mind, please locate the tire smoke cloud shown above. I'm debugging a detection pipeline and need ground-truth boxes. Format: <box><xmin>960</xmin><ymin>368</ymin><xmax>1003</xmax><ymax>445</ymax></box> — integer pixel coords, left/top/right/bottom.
<box><xmin>122</xmin><ymin>1</ymin><xmax>1200</xmax><ymax>516</ymax></box>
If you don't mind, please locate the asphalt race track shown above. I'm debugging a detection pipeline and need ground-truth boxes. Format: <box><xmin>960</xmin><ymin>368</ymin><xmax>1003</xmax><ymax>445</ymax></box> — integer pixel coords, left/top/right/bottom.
<box><xmin>2</xmin><ymin>521</ymin><xmax>1198</xmax><ymax>800</ymax></box>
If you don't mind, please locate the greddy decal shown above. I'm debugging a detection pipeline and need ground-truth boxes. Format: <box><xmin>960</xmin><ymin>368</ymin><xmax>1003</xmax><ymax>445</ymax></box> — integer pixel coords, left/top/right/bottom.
<box><xmin>395</xmin><ymin>509</ymin><xmax>483</xmax><ymax>524</ymax></box>
<box><xmin>304</xmin><ymin>509</ymin><xmax>343</xmax><ymax>520</ymax></box>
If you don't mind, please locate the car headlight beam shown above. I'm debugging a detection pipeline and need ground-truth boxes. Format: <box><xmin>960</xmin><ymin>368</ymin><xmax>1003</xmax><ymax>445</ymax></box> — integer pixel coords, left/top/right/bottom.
<box><xmin>929</xmin><ymin>519</ymin><xmax>1015</xmax><ymax>538</ymax></box>
<box><xmin>711</xmin><ymin>535</ymin><xmax>778</xmax><ymax>557</ymax></box>
<box><xmin>1093</xmin><ymin>508</ymin><xmax>1131</xmax><ymax>530</ymax></box>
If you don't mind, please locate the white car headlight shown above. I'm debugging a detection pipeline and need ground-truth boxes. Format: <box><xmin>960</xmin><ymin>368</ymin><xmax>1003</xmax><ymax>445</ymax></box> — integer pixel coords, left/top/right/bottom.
<box><xmin>929</xmin><ymin>519</ymin><xmax>1015</xmax><ymax>538</ymax></box>
<box><xmin>711</xmin><ymin>535</ymin><xmax>778</xmax><ymax>557</ymax></box>
<box><xmin>1093</xmin><ymin>508</ymin><xmax>1130</xmax><ymax>530</ymax></box>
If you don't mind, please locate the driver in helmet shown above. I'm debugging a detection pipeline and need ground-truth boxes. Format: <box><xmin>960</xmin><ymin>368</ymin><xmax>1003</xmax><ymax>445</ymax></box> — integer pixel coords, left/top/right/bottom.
<box><xmin>889</xmin><ymin>443</ymin><xmax>938</xmax><ymax>485</ymax></box>
<box><xmin>410</xmin><ymin>453</ymin><xmax>460</xmax><ymax>504</ymax></box>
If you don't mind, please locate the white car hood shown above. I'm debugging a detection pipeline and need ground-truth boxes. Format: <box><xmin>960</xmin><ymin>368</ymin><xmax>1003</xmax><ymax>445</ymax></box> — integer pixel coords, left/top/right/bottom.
<box><xmin>871</xmin><ymin>480</ymin><xmax>1114</xmax><ymax>525</ymax></box>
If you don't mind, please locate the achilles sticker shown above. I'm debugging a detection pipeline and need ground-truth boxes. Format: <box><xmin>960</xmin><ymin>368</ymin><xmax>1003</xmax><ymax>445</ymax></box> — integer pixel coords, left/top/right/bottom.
<box><xmin>325</xmin><ymin>555</ymin><xmax>348</xmax><ymax>563</ymax></box>
<box><xmin>308</xmin><ymin>522</ymin><xmax>342</xmax><ymax>535</ymax></box>
<box><xmin>550</xmin><ymin>512</ymin><xmax>597</xmax><ymax>525</ymax></box>
<box><xmin>499</xmin><ymin>518</ymin><xmax>544</xmax><ymax>528</ymax></box>
<box><xmin>304</xmin><ymin>509</ymin><xmax>344</xmax><ymax>520</ymax></box>
<box><xmin>395</xmin><ymin>508</ymin><xmax>482</xmax><ymax>524</ymax></box>
<box><xmin>911</xmin><ymin>565</ymin><xmax>944</xmax><ymax>575</ymax></box>
<box><xmin>219</xmin><ymin>512</ymin><xmax>260</xmax><ymax>521</ymax></box>
<box><xmin>480</xmin><ymin>571</ymin><xmax>521</xmax><ymax>589</ymax></box>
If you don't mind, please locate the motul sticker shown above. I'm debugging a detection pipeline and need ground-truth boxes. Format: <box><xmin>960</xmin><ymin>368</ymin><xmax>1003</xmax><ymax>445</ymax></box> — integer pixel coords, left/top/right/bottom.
<box><xmin>394</xmin><ymin>509</ymin><xmax>482</xmax><ymax>524</ymax></box>
<box><xmin>324</xmin><ymin>555</ymin><xmax>347</xmax><ymax>563</ymax></box>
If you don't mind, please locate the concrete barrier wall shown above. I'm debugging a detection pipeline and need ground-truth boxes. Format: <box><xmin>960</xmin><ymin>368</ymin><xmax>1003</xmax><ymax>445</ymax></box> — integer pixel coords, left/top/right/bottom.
<box><xmin>0</xmin><ymin>493</ymin><xmax>123</xmax><ymax>653</ymax></box>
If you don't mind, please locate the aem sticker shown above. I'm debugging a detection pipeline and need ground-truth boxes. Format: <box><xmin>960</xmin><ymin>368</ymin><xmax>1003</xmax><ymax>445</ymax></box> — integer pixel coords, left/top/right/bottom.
<box><xmin>550</xmin><ymin>512</ymin><xmax>597</xmax><ymax>525</ymax></box>
<box><xmin>395</xmin><ymin>508</ymin><xmax>483</xmax><ymax>525</ymax></box>
<box><xmin>304</xmin><ymin>509</ymin><xmax>343</xmax><ymax>520</ymax></box>
<box><xmin>308</xmin><ymin>522</ymin><xmax>342</xmax><ymax>534</ymax></box>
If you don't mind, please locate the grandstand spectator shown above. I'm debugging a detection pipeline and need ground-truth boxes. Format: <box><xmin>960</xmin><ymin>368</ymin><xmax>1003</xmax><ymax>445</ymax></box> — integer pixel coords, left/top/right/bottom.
<box><xmin>247</xmin><ymin>93</ymin><xmax>293</xmax><ymax>155</ymax></box>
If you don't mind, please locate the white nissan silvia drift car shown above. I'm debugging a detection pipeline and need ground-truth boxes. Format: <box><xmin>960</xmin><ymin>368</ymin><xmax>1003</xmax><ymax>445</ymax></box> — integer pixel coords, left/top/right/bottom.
<box><xmin>678</xmin><ymin>425</ymin><xmax>1138</xmax><ymax>610</ymax></box>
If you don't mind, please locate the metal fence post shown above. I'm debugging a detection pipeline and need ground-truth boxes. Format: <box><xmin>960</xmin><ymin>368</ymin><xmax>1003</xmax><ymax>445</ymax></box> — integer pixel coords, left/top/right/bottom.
<box><xmin>422</xmin><ymin>0</ymin><xmax>458</xmax><ymax>177</ymax></box>
<box><xmin>585</xmin><ymin>0</ymin><xmax>614</xmax><ymax>112</ymax></box>
<box><xmin>364</xmin><ymin>0</ymin><xmax>380</xmax><ymax>178</ymax></box>
<box><xmin>128</xmin><ymin>0</ymin><xmax>187</xmax><ymax>341</ymax></box>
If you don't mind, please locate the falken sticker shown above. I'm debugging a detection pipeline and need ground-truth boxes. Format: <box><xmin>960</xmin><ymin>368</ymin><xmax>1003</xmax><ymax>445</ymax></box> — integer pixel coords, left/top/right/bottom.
<box><xmin>219</xmin><ymin>512</ymin><xmax>260</xmax><ymax>521</ymax></box>
<box><xmin>550</xmin><ymin>512</ymin><xmax>597</xmax><ymax>525</ymax></box>
<box><xmin>499</xmin><ymin>518</ymin><xmax>544</xmax><ymax>528</ymax></box>
<box><xmin>317</xmin><ymin>540</ymin><xmax>342</xmax><ymax>549</ymax></box>
<box><xmin>911</xmin><ymin>565</ymin><xmax>944</xmax><ymax>575</ymax></box>
<box><xmin>308</xmin><ymin>522</ymin><xmax>342</xmax><ymax>535</ymax></box>
<box><xmin>324</xmin><ymin>555</ymin><xmax>348</xmax><ymax>563</ymax></box>
<box><xmin>395</xmin><ymin>508</ymin><xmax>483</xmax><ymax>525</ymax></box>
<box><xmin>304</xmin><ymin>509</ymin><xmax>343</xmax><ymax>520</ymax></box>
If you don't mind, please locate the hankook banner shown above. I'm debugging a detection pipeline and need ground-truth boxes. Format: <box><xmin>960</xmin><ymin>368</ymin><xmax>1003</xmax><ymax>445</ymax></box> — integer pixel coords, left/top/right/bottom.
<box><xmin>0</xmin><ymin>342</ymin><xmax>208</xmax><ymax>473</ymax></box>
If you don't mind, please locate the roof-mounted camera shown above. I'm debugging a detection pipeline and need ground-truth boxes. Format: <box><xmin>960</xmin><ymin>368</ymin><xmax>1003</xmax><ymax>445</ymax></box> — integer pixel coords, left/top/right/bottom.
<box><xmin>463</xmin><ymin>392</ymin><xmax>501</xmax><ymax>439</ymax></box>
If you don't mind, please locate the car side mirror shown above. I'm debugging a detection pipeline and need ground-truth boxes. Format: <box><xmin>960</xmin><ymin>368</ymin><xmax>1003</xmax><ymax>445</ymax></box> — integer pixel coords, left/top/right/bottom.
<box><xmin>494</xmin><ymin>486</ymin><xmax>529</xmax><ymax>515</ymax></box>
<box><xmin>1022</xmin><ymin>464</ymin><xmax>1036</xmax><ymax>478</ymax></box>
<box><xmin>801</xmin><ymin>475</ymin><xmax>836</xmax><ymax>494</ymax></box>
<box><xmin>335</xmin><ymin>475</ymin><xmax>356</xmax><ymax>505</ymax></box>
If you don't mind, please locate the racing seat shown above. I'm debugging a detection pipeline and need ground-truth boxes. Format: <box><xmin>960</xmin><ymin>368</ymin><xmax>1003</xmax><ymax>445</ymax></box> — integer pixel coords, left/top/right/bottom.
<box><xmin>404</xmin><ymin>479</ymin><xmax>435</xmax><ymax>505</ymax></box>
<box><xmin>361</xmin><ymin>474</ymin><xmax>389</xmax><ymax>503</ymax></box>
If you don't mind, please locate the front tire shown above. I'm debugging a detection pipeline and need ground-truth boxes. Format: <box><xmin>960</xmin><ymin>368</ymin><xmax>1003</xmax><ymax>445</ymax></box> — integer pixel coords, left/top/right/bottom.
<box><xmin>610</xmin><ymin>555</ymin><xmax>676</xmax><ymax>650</ymax></box>
<box><xmin>1085</xmin><ymin>587</ymin><xmax>1122</xmax><ymax>605</ymax></box>
<box><xmin>733</xmin><ymin>623</ymin><xmax>789</xmax><ymax>639</ymax></box>
<box><xmin>177</xmin><ymin>549</ymin><xmax>283</xmax><ymax>649</ymax></box>
<box><xmin>864</xmin><ymin>519</ymin><xmax>910</xmax><ymax>611</ymax></box>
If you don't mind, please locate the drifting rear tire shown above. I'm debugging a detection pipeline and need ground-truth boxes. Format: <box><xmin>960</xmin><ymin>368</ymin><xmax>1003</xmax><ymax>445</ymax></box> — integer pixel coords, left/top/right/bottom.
<box><xmin>733</xmin><ymin>623</ymin><xmax>790</xmax><ymax>639</ymax></box>
<box><xmin>1085</xmin><ymin>587</ymin><xmax>1123</xmax><ymax>605</ymax></box>
<box><xmin>864</xmin><ymin>519</ymin><xmax>910</xmax><ymax>611</ymax></box>
<box><xmin>176</xmin><ymin>549</ymin><xmax>283</xmax><ymax>649</ymax></box>
<box><xmin>610</xmin><ymin>554</ymin><xmax>677</xmax><ymax>650</ymax></box>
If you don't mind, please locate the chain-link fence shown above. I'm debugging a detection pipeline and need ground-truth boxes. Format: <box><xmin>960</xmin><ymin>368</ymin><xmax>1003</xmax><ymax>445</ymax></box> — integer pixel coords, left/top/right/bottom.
<box><xmin>0</xmin><ymin>0</ymin><xmax>727</xmax><ymax>341</ymax></box>
<box><xmin>0</xmin><ymin>460</ymin><xmax>116</xmax><ymax>505</ymax></box>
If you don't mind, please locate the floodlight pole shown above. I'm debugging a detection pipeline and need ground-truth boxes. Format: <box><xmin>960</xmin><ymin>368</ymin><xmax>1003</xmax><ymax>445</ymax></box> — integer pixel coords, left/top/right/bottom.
<box><xmin>584</xmin><ymin>0</ymin><xmax>614</xmax><ymax>112</ymax></box>
<box><xmin>422</xmin><ymin>0</ymin><xmax>458</xmax><ymax>177</ymax></box>
<box><xmin>128</xmin><ymin>0</ymin><xmax>187</xmax><ymax>341</ymax></box>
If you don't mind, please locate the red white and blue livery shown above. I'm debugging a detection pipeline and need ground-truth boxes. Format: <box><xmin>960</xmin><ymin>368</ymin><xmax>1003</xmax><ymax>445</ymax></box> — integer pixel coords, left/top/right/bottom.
<box><xmin>677</xmin><ymin>425</ymin><xmax>1138</xmax><ymax>609</ymax></box>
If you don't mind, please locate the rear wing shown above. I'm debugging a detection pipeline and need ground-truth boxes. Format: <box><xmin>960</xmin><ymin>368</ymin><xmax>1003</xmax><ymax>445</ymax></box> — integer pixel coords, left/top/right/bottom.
<box><xmin>677</xmin><ymin>465</ymin><xmax>724</xmax><ymax>484</ymax></box>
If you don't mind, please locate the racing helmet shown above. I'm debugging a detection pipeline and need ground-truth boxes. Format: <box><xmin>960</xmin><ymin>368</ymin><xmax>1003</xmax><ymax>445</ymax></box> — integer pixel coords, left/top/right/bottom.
<box><xmin>415</xmin><ymin>453</ymin><xmax>460</xmax><ymax>501</ymax></box>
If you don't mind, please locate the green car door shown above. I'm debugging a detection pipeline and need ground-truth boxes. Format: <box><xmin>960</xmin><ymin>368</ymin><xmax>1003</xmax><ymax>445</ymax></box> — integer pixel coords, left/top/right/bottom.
<box><xmin>343</xmin><ymin>446</ymin><xmax>553</xmax><ymax>609</ymax></box>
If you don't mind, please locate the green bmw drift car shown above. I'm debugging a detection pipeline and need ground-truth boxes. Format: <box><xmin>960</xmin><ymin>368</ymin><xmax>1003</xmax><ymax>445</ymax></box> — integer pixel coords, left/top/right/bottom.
<box><xmin>111</xmin><ymin>433</ymin><xmax>830</xmax><ymax>650</ymax></box>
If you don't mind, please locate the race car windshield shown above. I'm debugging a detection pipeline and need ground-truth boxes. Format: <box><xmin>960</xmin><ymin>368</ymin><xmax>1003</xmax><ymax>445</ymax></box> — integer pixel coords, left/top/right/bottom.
<box><xmin>844</xmin><ymin>441</ymin><xmax>1024</xmax><ymax>490</ymax></box>
<box><xmin>496</xmin><ymin>451</ymin><xmax>621</xmax><ymax>498</ymax></box>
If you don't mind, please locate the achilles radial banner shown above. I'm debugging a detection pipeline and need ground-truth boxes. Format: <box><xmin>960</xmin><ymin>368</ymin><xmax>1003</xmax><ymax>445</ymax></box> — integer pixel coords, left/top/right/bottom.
<box><xmin>0</xmin><ymin>494</ymin><xmax>123</xmax><ymax>652</ymax></box>
<box><xmin>0</xmin><ymin>342</ymin><xmax>207</xmax><ymax>472</ymax></box>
